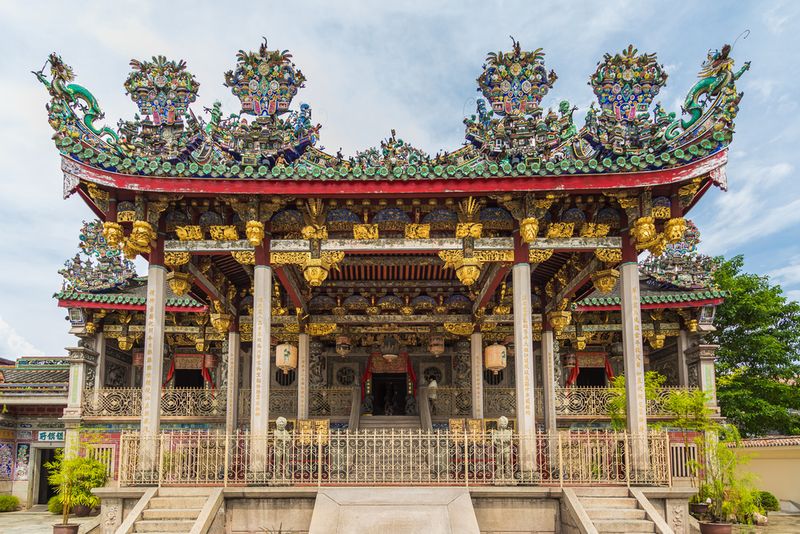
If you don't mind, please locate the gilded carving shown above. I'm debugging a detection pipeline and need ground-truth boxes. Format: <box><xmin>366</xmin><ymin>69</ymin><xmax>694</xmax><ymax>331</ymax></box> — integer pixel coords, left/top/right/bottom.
<box><xmin>591</xmin><ymin>268</ymin><xmax>620</xmax><ymax>294</ymax></box>
<box><xmin>645</xmin><ymin>332</ymin><xmax>666</xmax><ymax>350</ymax></box>
<box><xmin>239</xmin><ymin>321</ymin><xmax>253</xmax><ymax>342</ymax></box>
<box><xmin>303</xmin><ymin>258</ymin><xmax>329</xmax><ymax>287</ymax></box>
<box><xmin>438</xmin><ymin>250</ymin><xmax>463</xmax><ymax>269</ymax></box>
<box><xmin>353</xmin><ymin>223</ymin><xmax>379</xmax><ymax>240</ymax></box>
<box><xmin>647</xmin><ymin>234</ymin><xmax>668</xmax><ymax>256</ymax></box>
<box><xmin>271</xmin><ymin>252</ymin><xmax>310</xmax><ymax>265</ymax></box>
<box><xmin>546</xmin><ymin>222</ymin><xmax>575</xmax><ymax>238</ymax></box>
<box><xmin>632</xmin><ymin>216</ymin><xmax>658</xmax><ymax>248</ymax></box>
<box><xmin>164</xmin><ymin>251</ymin><xmax>191</xmax><ymax>267</ymax></box>
<box><xmin>167</xmin><ymin>271</ymin><xmax>193</xmax><ymax>296</ymax></box>
<box><xmin>475</xmin><ymin>250</ymin><xmax>514</xmax><ymax>263</ymax></box>
<box><xmin>117</xmin><ymin>209</ymin><xmax>135</xmax><ymax>223</ymax></box>
<box><xmin>301</xmin><ymin>224</ymin><xmax>328</xmax><ymax>240</ymax></box>
<box><xmin>519</xmin><ymin>217</ymin><xmax>539</xmax><ymax>243</ymax></box>
<box><xmin>580</xmin><ymin>223</ymin><xmax>610</xmax><ymax>238</ymax></box>
<box><xmin>231</xmin><ymin>250</ymin><xmax>256</xmax><ymax>265</ymax></box>
<box><xmin>404</xmin><ymin>223</ymin><xmax>430</xmax><ymax>239</ymax></box>
<box><xmin>444</xmin><ymin>322</ymin><xmax>475</xmax><ymax>336</ymax></box>
<box><xmin>245</xmin><ymin>220</ymin><xmax>265</xmax><ymax>246</ymax></box>
<box><xmin>547</xmin><ymin>310</ymin><xmax>572</xmax><ymax>336</ymax></box>
<box><xmin>528</xmin><ymin>248</ymin><xmax>554</xmax><ymax>264</ymax></box>
<box><xmin>306</xmin><ymin>323</ymin><xmax>337</xmax><ymax>336</ymax></box>
<box><xmin>651</xmin><ymin>205</ymin><xmax>671</xmax><ymax>219</ymax></box>
<box><xmin>102</xmin><ymin>221</ymin><xmax>124</xmax><ymax>249</ymax></box>
<box><xmin>210</xmin><ymin>301</ymin><xmax>231</xmax><ymax>335</ymax></box>
<box><xmin>122</xmin><ymin>220</ymin><xmax>156</xmax><ymax>259</ymax></box>
<box><xmin>455</xmin><ymin>222</ymin><xmax>483</xmax><ymax>239</ymax></box>
<box><xmin>664</xmin><ymin>217</ymin><xmax>687</xmax><ymax>244</ymax></box>
<box><xmin>209</xmin><ymin>225</ymin><xmax>239</xmax><ymax>240</ymax></box>
<box><xmin>595</xmin><ymin>248</ymin><xmax>622</xmax><ymax>263</ymax></box>
<box><xmin>175</xmin><ymin>225</ymin><xmax>203</xmax><ymax>241</ymax></box>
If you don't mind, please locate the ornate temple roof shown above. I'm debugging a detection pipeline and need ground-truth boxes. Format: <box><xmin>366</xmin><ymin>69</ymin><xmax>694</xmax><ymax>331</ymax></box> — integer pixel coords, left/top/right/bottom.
<box><xmin>37</xmin><ymin>39</ymin><xmax>748</xmax><ymax>192</ymax></box>
<box><xmin>54</xmin><ymin>280</ymin><xmax>205</xmax><ymax>311</ymax></box>
<box><xmin>0</xmin><ymin>357</ymin><xmax>70</xmax><ymax>396</ymax></box>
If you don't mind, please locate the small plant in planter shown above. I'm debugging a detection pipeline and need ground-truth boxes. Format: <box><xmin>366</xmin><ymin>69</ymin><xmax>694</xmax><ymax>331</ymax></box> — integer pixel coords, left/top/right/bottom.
<box><xmin>692</xmin><ymin>425</ymin><xmax>765</xmax><ymax>534</ymax></box>
<box><xmin>44</xmin><ymin>452</ymin><xmax>108</xmax><ymax>534</ymax></box>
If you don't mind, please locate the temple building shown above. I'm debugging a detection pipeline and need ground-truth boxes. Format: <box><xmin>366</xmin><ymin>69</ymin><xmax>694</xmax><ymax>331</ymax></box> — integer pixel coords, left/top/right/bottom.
<box><xmin>0</xmin><ymin>38</ymin><xmax>749</xmax><ymax>532</ymax></box>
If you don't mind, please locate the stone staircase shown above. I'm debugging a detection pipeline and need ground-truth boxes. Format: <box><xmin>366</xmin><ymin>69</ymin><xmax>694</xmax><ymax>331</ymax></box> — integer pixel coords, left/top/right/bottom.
<box><xmin>358</xmin><ymin>415</ymin><xmax>421</xmax><ymax>430</ymax></box>
<box><xmin>129</xmin><ymin>487</ymin><xmax>209</xmax><ymax>533</ymax></box>
<box><xmin>575</xmin><ymin>488</ymin><xmax>660</xmax><ymax>533</ymax></box>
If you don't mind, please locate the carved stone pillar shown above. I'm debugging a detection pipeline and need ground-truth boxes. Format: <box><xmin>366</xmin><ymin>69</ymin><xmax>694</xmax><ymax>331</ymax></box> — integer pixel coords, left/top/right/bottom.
<box><xmin>249</xmin><ymin>261</ymin><xmax>273</xmax><ymax>473</ymax></box>
<box><xmin>297</xmin><ymin>333</ymin><xmax>310</xmax><ymax>419</ymax></box>
<box><xmin>93</xmin><ymin>333</ymin><xmax>107</xmax><ymax>391</ymax></box>
<box><xmin>513</xmin><ymin>261</ymin><xmax>538</xmax><ymax>471</ymax></box>
<box><xmin>138</xmin><ymin>260</ymin><xmax>167</xmax><ymax>475</ymax></box>
<box><xmin>63</xmin><ymin>344</ymin><xmax>97</xmax><ymax>457</ymax></box>
<box><xmin>676</xmin><ymin>329</ymin><xmax>691</xmax><ymax>388</ymax></box>
<box><xmin>540</xmin><ymin>329</ymin><xmax>557</xmax><ymax>435</ymax></box>
<box><xmin>619</xmin><ymin>241</ymin><xmax>648</xmax><ymax>468</ymax></box>
<box><xmin>470</xmin><ymin>332</ymin><xmax>484</xmax><ymax>419</ymax></box>
<box><xmin>225</xmin><ymin>327</ymin><xmax>241</xmax><ymax>434</ymax></box>
<box><xmin>686</xmin><ymin>343</ymin><xmax>720</xmax><ymax>412</ymax></box>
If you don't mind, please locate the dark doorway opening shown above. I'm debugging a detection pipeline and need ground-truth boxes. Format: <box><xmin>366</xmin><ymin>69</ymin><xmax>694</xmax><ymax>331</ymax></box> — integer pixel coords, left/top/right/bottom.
<box><xmin>174</xmin><ymin>369</ymin><xmax>205</xmax><ymax>389</ymax></box>
<box><xmin>372</xmin><ymin>373</ymin><xmax>407</xmax><ymax>416</ymax></box>
<box><xmin>37</xmin><ymin>448</ymin><xmax>57</xmax><ymax>505</ymax></box>
<box><xmin>576</xmin><ymin>367</ymin><xmax>606</xmax><ymax>387</ymax></box>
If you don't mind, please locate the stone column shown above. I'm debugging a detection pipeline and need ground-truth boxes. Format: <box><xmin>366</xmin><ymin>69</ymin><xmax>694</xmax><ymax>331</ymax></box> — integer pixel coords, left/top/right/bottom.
<box><xmin>63</xmin><ymin>344</ymin><xmax>97</xmax><ymax>458</ymax></box>
<box><xmin>249</xmin><ymin>258</ymin><xmax>273</xmax><ymax>473</ymax></box>
<box><xmin>619</xmin><ymin>239</ymin><xmax>648</xmax><ymax>468</ymax></box>
<box><xmin>470</xmin><ymin>332</ymin><xmax>484</xmax><ymax>419</ymax></box>
<box><xmin>540</xmin><ymin>329</ymin><xmax>557</xmax><ymax>435</ymax></box>
<box><xmin>513</xmin><ymin>260</ymin><xmax>538</xmax><ymax>472</ymax></box>
<box><xmin>686</xmin><ymin>344</ymin><xmax>720</xmax><ymax>412</ymax></box>
<box><xmin>225</xmin><ymin>327</ymin><xmax>241</xmax><ymax>434</ymax></box>
<box><xmin>297</xmin><ymin>332</ymin><xmax>310</xmax><ymax>419</ymax></box>
<box><xmin>138</xmin><ymin>260</ymin><xmax>167</xmax><ymax>475</ymax></box>
<box><xmin>93</xmin><ymin>333</ymin><xmax>107</xmax><ymax>391</ymax></box>
<box><xmin>676</xmin><ymin>329</ymin><xmax>690</xmax><ymax>388</ymax></box>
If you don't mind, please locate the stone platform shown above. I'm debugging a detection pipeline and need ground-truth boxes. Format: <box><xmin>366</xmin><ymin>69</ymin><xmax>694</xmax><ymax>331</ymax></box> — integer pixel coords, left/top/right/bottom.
<box><xmin>308</xmin><ymin>487</ymin><xmax>480</xmax><ymax>534</ymax></box>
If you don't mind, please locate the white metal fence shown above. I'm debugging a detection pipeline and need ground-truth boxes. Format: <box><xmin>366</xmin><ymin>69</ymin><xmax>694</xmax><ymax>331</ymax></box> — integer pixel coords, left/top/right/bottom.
<box><xmin>118</xmin><ymin>429</ymin><xmax>670</xmax><ymax>487</ymax></box>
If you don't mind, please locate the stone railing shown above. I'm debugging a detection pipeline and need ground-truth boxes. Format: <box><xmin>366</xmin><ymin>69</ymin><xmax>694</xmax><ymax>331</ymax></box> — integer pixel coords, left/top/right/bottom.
<box><xmin>551</xmin><ymin>386</ymin><xmax>694</xmax><ymax>418</ymax></box>
<box><xmin>236</xmin><ymin>388</ymin><xmax>297</xmax><ymax>421</ymax></box>
<box><xmin>429</xmin><ymin>387</ymin><xmax>472</xmax><ymax>418</ymax></box>
<box><xmin>82</xmin><ymin>388</ymin><xmax>225</xmax><ymax>418</ymax></box>
<box><xmin>310</xmin><ymin>387</ymin><xmax>353</xmax><ymax>417</ymax></box>
<box><xmin>484</xmin><ymin>388</ymin><xmax>516</xmax><ymax>418</ymax></box>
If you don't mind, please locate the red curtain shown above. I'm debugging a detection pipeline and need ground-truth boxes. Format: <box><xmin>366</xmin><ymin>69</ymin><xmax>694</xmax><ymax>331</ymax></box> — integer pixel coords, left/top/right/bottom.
<box><xmin>162</xmin><ymin>357</ymin><xmax>175</xmax><ymax>388</ymax></box>
<box><xmin>566</xmin><ymin>358</ymin><xmax>580</xmax><ymax>387</ymax></box>
<box><xmin>604</xmin><ymin>356</ymin><xmax>615</xmax><ymax>381</ymax></box>
<box><xmin>404</xmin><ymin>352</ymin><xmax>417</xmax><ymax>396</ymax></box>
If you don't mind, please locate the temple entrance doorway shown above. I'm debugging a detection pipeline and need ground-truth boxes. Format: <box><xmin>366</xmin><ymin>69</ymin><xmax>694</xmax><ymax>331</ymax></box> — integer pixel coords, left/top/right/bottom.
<box><xmin>36</xmin><ymin>447</ymin><xmax>57</xmax><ymax>505</ymax></box>
<box><xmin>372</xmin><ymin>373</ymin><xmax>407</xmax><ymax>416</ymax></box>
<box><xmin>576</xmin><ymin>367</ymin><xmax>606</xmax><ymax>387</ymax></box>
<box><xmin>174</xmin><ymin>369</ymin><xmax>204</xmax><ymax>389</ymax></box>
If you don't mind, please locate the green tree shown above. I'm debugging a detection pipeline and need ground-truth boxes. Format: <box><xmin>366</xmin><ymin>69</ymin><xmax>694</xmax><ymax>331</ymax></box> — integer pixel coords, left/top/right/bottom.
<box><xmin>711</xmin><ymin>255</ymin><xmax>800</xmax><ymax>436</ymax></box>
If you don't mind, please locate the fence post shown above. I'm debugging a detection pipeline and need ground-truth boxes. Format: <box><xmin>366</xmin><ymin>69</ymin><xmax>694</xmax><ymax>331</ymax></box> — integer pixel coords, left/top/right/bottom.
<box><xmin>463</xmin><ymin>427</ymin><xmax>469</xmax><ymax>488</ymax></box>
<box><xmin>317</xmin><ymin>431</ymin><xmax>323</xmax><ymax>487</ymax></box>
<box><xmin>557</xmin><ymin>433</ymin><xmax>563</xmax><ymax>488</ymax></box>
<box><xmin>624</xmin><ymin>432</ymin><xmax>630</xmax><ymax>488</ymax></box>
<box><xmin>666</xmin><ymin>433</ymin><xmax>672</xmax><ymax>487</ymax></box>
<box><xmin>223</xmin><ymin>430</ymin><xmax>230</xmax><ymax>487</ymax></box>
<box><xmin>158</xmin><ymin>433</ymin><xmax>164</xmax><ymax>487</ymax></box>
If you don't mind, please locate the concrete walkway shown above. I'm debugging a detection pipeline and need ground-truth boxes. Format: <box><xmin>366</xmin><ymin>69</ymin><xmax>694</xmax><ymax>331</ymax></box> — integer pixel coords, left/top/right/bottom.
<box><xmin>2</xmin><ymin>509</ymin><xmax>99</xmax><ymax>534</ymax></box>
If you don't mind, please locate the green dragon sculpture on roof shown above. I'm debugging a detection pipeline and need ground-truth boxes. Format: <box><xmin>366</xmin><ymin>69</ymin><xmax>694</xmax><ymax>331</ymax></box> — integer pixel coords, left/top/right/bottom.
<box><xmin>35</xmin><ymin>38</ymin><xmax>748</xmax><ymax>181</ymax></box>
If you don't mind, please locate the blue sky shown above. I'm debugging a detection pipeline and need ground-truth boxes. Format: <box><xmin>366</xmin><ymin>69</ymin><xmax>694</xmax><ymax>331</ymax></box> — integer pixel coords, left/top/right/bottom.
<box><xmin>0</xmin><ymin>0</ymin><xmax>797</xmax><ymax>357</ymax></box>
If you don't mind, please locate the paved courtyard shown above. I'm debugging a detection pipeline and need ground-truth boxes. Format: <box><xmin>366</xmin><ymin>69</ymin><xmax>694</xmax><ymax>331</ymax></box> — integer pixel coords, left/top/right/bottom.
<box><xmin>2</xmin><ymin>507</ymin><xmax>99</xmax><ymax>534</ymax></box>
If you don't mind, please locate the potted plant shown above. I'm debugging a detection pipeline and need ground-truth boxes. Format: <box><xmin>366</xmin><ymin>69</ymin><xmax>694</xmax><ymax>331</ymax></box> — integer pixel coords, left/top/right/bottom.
<box><xmin>44</xmin><ymin>452</ymin><xmax>108</xmax><ymax>534</ymax></box>
<box><xmin>693</xmin><ymin>425</ymin><xmax>765</xmax><ymax>534</ymax></box>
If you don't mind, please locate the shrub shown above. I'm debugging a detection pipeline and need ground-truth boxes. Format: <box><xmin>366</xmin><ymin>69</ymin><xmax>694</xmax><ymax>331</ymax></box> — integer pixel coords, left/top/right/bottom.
<box><xmin>756</xmin><ymin>490</ymin><xmax>780</xmax><ymax>512</ymax></box>
<box><xmin>0</xmin><ymin>494</ymin><xmax>20</xmax><ymax>512</ymax></box>
<box><xmin>48</xmin><ymin>495</ymin><xmax>63</xmax><ymax>514</ymax></box>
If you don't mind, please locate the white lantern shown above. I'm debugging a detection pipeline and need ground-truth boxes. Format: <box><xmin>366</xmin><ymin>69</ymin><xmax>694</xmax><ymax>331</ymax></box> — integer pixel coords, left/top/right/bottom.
<box><xmin>428</xmin><ymin>335</ymin><xmax>445</xmax><ymax>357</ymax></box>
<box><xmin>276</xmin><ymin>343</ymin><xmax>298</xmax><ymax>375</ymax></box>
<box><xmin>484</xmin><ymin>344</ymin><xmax>507</xmax><ymax>375</ymax></box>
<box><xmin>335</xmin><ymin>335</ymin><xmax>351</xmax><ymax>357</ymax></box>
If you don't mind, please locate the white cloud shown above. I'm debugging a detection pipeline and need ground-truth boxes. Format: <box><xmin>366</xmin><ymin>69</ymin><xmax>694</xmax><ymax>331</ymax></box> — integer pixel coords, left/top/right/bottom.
<box><xmin>0</xmin><ymin>316</ymin><xmax>44</xmax><ymax>358</ymax></box>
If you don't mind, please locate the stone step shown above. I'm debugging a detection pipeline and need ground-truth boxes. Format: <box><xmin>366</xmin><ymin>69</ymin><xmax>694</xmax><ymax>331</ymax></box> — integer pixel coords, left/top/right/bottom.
<box><xmin>585</xmin><ymin>508</ymin><xmax>646</xmax><ymax>521</ymax></box>
<box><xmin>133</xmin><ymin>519</ymin><xmax>196</xmax><ymax>533</ymax></box>
<box><xmin>142</xmin><ymin>508</ymin><xmax>202</xmax><ymax>520</ymax></box>
<box><xmin>148</xmin><ymin>496</ymin><xmax>208</xmax><ymax>509</ymax></box>
<box><xmin>157</xmin><ymin>486</ymin><xmax>213</xmax><ymax>496</ymax></box>
<box><xmin>593</xmin><ymin>519</ymin><xmax>655</xmax><ymax>533</ymax></box>
<box><xmin>573</xmin><ymin>487</ymin><xmax>630</xmax><ymax>497</ymax></box>
<box><xmin>580</xmin><ymin>496</ymin><xmax>639</xmax><ymax>509</ymax></box>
